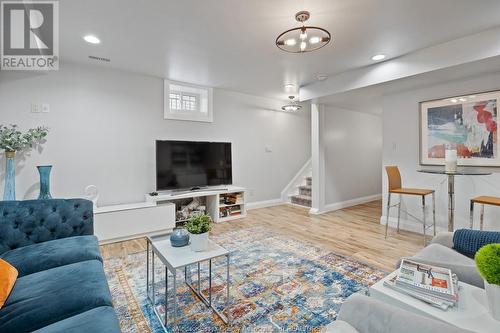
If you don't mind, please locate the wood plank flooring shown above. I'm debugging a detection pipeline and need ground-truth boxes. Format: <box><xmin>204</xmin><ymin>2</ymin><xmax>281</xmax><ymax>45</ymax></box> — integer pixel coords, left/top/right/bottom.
<box><xmin>100</xmin><ymin>201</ymin><xmax>424</xmax><ymax>271</ymax></box>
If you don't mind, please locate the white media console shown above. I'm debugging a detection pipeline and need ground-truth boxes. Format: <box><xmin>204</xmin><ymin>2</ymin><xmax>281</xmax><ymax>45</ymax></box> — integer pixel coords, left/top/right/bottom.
<box><xmin>94</xmin><ymin>186</ymin><xmax>246</xmax><ymax>243</ymax></box>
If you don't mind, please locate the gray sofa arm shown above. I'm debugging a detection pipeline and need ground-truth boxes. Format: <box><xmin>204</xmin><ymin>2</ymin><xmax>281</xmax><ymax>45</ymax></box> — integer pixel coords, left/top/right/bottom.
<box><xmin>430</xmin><ymin>232</ymin><xmax>454</xmax><ymax>248</ymax></box>
<box><xmin>337</xmin><ymin>294</ymin><xmax>474</xmax><ymax>333</ymax></box>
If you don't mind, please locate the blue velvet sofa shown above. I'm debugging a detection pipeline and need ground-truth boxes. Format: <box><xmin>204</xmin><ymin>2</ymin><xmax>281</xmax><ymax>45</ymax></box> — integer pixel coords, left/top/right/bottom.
<box><xmin>0</xmin><ymin>199</ymin><xmax>121</xmax><ymax>333</ymax></box>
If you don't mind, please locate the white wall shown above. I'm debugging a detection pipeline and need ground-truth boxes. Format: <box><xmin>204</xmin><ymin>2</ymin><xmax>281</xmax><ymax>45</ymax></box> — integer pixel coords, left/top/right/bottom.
<box><xmin>382</xmin><ymin>72</ymin><xmax>500</xmax><ymax>232</ymax></box>
<box><xmin>323</xmin><ymin>106</ymin><xmax>382</xmax><ymax>206</ymax></box>
<box><xmin>0</xmin><ymin>63</ymin><xmax>311</xmax><ymax>206</ymax></box>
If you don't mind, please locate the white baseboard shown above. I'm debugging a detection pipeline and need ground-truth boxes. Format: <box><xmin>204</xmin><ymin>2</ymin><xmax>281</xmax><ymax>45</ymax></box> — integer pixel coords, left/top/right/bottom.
<box><xmin>380</xmin><ymin>215</ymin><xmax>447</xmax><ymax>235</ymax></box>
<box><xmin>246</xmin><ymin>198</ymin><xmax>283</xmax><ymax>210</ymax></box>
<box><xmin>311</xmin><ymin>193</ymin><xmax>382</xmax><ymax>215</ymax></box>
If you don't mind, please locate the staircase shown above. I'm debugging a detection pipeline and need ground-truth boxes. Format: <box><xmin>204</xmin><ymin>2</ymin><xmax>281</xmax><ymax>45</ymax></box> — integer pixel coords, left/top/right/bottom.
<box><xmin>290</xmin><ymin>176</ymin><xmax>312</xmax><ymax>207</ymax></box>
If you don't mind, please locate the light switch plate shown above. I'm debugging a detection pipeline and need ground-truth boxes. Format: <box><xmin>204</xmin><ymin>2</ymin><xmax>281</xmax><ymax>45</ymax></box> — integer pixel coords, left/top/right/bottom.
<box><xmin>41</xmin><ymin>103</ymin><xmax>50</xmax><ymax>113</ymax></box>
<box><xmin>31</xmin><ymin>103</ymin><xmax>40</xmax><ymax>113</ymax></box>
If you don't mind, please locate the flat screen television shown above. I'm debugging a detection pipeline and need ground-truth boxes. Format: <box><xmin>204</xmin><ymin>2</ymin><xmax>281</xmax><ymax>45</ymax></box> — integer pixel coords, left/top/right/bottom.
<box><xmin>156</xmin><ymin>140</ymin><xmax>232</xmax><ymax>191</ymax></box>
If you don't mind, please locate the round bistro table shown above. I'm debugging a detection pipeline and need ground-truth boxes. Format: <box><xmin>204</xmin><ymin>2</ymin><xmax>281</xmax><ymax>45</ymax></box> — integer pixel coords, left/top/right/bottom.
<box><xmin>417</xmin><ymin>168</ymin><xmax>491</xmax><ymax>232</ymax></box>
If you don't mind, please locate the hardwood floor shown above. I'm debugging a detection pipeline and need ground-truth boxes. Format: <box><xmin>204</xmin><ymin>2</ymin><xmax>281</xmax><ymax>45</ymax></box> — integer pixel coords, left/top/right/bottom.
<box><xmin>100</xmin><ymin>200</ymin><xmax>425</xmax><ymax>271</ymax></box>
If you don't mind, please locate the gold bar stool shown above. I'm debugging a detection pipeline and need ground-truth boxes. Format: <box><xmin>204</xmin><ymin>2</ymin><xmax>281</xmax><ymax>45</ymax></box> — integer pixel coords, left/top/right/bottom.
<box><xmin>385</xmin><ymin>166</ymin><xmax>436</xmax><ymax>245</ymax></box>
<box><xmin>470</xmin><ymin>196</ymin><xmax>500</xmax><ymax>230</ymax></box>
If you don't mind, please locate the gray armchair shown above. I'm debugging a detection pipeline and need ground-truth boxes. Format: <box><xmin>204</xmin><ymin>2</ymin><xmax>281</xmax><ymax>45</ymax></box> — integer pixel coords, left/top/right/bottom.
<box><xmin>398</xmin><ymin>231</ymin><xmax>484</xmax><ymax>288</ymax></box>
<box><xmin>323</xmin><ymin>294</ymin><xmax>473</xmax><ymax>333</ymax></box>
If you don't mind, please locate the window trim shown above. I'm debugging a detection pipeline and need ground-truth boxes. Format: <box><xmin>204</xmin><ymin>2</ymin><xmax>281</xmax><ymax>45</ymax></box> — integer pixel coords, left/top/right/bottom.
<box><xmin>164</xmin><ymin>80</ymin><xmax>213</xmax><ymax>122</ymax></box>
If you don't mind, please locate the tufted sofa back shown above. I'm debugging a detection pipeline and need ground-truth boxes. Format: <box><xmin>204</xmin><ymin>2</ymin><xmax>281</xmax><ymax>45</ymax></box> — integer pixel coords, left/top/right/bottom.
<box><xmin>0</xmin><ymin>199</ymin><xmax>94</xmax><ymax>255</ymax></box>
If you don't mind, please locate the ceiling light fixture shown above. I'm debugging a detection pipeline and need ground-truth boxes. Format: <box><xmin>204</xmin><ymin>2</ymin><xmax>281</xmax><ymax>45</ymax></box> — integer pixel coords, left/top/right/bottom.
<box><xmin>316</xmin><ymin>74</ymin><xmax>328</xmax><ymax>81</ymax></box>
<box><xmin>284</xmin><ymin>83</ymin><xmax>296</xmax><ymax>89</ymax></box>
<box><xmin>276</xmin><ymin>11</ymin><xmax>331</xmax><ymax>53</ymax></box>
<box><xmin>83</xmin><ymin>35</ymin><xmax>101</xmax><ymax>44</ymax></box>
<box><xmin>282</xmin><ymin>96</ymin><xmax>302</xmax><ymax>112</ymax></box>
<box><xmin>371</xmin><ymin>54</ymin><xmax>386</xmax><ymax>61</ymax></box>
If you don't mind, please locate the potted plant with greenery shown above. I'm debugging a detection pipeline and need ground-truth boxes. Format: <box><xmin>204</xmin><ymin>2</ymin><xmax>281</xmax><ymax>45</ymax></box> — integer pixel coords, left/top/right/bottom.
<box><xmin>0</xmin><ymin>124</ymin><xmax>49</xmax><ymax>200</ymax></box>
<box><xmin>475</xmin><ymin>243</ymin><xmax>500</xmax><ymax>321</ymax></box>
<box><xmin>186</xmin><ymin>214</ymin><xmax>212</xmax><ymax>252</ymax></box>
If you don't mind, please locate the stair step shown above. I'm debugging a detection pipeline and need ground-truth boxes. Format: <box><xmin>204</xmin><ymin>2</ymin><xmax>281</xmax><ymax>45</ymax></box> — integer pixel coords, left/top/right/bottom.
<box><xmin>298</xmin><ymin>185</ymin><xmax>312</xmax><ymax>196</ymax></box>
<box><xmin>290</xmin><ymin>194</ymin><xmax>312</xmax><ymax>207</ymax></box>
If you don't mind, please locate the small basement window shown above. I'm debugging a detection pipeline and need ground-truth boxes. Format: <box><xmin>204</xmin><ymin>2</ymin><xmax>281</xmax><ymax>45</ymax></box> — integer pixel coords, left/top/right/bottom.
<box><xmin>164</xmin><ymin>81</ymin><xmax>213</xmax><ymax>122</ymax></box>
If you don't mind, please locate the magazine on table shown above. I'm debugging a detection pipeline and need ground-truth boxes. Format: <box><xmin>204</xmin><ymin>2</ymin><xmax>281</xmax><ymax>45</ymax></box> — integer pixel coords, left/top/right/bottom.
<box><xmin>383</xmin><ymin>272</ymin><xmax>457</xmax><ymax>310</ymax></box>
<box><xmin>396</xmin><ymin>259</ymin><xmax>458</xmax><ymax>302</ymax></box>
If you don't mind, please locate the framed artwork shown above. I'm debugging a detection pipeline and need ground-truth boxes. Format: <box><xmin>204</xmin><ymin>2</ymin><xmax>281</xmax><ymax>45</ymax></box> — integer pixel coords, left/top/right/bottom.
<box><xmin>420</xmin><ymin>90</ymin><xmax>499</xmax><ymax>166</ymax></box>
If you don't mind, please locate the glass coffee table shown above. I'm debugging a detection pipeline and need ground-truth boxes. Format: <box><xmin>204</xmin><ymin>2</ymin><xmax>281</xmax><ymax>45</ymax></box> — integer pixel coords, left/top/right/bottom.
<box><xmin>146</xmin><ymin>234</ymin><xmax>231</xmax><ymax>329</ymax></box>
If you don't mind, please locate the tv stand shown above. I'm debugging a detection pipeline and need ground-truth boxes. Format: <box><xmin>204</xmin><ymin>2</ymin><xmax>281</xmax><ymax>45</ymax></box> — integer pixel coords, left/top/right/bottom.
<box><xmin>146</xmin><ymin>185</ymin><xmax>246</xmax><ymax>224</ymax></box>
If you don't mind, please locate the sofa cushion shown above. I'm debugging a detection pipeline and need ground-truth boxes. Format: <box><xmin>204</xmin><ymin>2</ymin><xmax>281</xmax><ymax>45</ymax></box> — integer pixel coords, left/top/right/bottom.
<box><xmin>32</xmin><ymin>306</ymin><xmax>120</xmax><ymax>333</ymax></box>
<box><xmin>338</xmin><ymin>294</ymin><xmax>474</xmax><ymax>333</ymax></box>
<box><xmin>0</xmin><ymin>260</ymin><xmax>113</xmax><ymax>333</ymax></box>
<box><xmin>0</xmin><ymin>235</ymin><xmax>102</xmax><ymax>277</ymax></box>
<box><xmin>399</xmin><ymin>243</ymin><xmax>484</xmax><ymax>288</ymax></box>
<box><xmin>323</xmin><ymin>320</ymin><xmax>360</xmax><ymax>333</ymax></box>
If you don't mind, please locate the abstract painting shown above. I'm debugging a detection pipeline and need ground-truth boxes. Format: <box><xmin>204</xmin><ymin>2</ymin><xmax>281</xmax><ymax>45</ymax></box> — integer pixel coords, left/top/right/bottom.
<box><xmin>420</xmin><ymin>90</ymin><xmax>500</xmax><ymax>166</ymax></box>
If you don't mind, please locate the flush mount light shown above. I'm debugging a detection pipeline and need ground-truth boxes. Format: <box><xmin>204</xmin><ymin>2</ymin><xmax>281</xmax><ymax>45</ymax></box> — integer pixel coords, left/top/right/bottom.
<box><xmin>276</xmin><ymin>11</ymin><xmax>331</xmax><ymax>53</ymax></box>
<box><xmin>284</xmin><ymin>83</ymin><xmax>296</xmax><ymax>89</ymax></box>
<box><xmin>282</xmin><ymin>96</ymin><xmax>302</xmax><ymax>112</ymax></box>
<box><xmin>83</xmin><ymin>35</ymin><xmax>100</xmax><ymax>44</ymax></box>
<box><xmin>316</xmin><ymin>74</ymin><xmax>328</xmax><ymax>81</ymax></box>
<box><xmin>371</xmin><ymin>54</ymin><xmax>386</xmax><ymax>61</ymax></box>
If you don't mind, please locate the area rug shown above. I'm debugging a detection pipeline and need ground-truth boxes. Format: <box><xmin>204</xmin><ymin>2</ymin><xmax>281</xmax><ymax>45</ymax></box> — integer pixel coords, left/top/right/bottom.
<box><xmin>103</xmin><ymin>227</ymin><xmax>386</xmax><ymax>332</ymax></box>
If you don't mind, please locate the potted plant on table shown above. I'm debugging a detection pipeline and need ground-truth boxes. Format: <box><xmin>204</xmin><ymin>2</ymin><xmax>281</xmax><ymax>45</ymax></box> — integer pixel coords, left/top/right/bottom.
<box><xmin>186</xmin><ymin>214</ymin><xmax>212</xmax><ymax>252</ymax></box>
<box><xmin>475</xmin><ymin>243</ymin><xmax>500</xmax><ymax>321</ymax></box>
<box><xmin>0</xmin><ymin>124</ymin><xmax>49</xmax><ymax>200</ymax></box>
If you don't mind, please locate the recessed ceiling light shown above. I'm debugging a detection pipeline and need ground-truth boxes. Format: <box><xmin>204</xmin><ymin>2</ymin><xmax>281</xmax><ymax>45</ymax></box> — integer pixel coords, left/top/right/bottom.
<box><xmin>284</xmin><ymin>83</ymin><xmax>296</xmax><ymax>89</ymax></box>
<box><xmin>371</xmin><ymin>54</ymin><xmax>386</xmax><ymax>61</ymax></box>
<box><xmin>450</xmin><ymin>99</ymin><xmax>458</xmax><ymax>103</ymax></box>
<box><xmin>83</xmin><ymin>35</ymin><xmax>100</xmax><ymax>44</ymax></box>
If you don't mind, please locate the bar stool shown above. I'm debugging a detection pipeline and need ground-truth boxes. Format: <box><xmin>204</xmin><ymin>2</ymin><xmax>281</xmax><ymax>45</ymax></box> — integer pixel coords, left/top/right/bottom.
<box><xmin>385</xmin><ymin>166</ymin><xmax>436</xmax><ymax>245</ymax></box>
<box><xmin>470</xmin><ymin>196</ymin><xmax>500</xmax><ymax>230</ymax></box>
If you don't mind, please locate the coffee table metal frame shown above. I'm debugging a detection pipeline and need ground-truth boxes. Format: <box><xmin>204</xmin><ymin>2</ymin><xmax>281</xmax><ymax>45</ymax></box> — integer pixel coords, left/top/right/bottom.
<box><xmin>145</xmin><ymin>236</ymin><xmax>231</xmax><ymax>329</ymax></box>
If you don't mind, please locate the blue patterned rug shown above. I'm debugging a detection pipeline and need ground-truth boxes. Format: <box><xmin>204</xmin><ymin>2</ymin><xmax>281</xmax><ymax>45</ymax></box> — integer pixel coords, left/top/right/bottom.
<box><xmin>103</xmin><ymin>227</ymin><xmax>385</xmax><ymax>332</ymax></box>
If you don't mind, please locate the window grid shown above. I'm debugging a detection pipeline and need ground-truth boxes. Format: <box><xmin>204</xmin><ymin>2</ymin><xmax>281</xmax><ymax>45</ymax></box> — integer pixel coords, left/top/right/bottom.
<box><xmin>169</xmin><ymin>92</ymin><xmax>198</xmax><ymax>112</ymax></box>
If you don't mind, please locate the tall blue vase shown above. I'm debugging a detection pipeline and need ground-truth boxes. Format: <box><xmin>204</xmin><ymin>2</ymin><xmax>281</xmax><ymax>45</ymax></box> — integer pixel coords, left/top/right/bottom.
<box><xmin>37</xmin><ymin>165</ymin><xmax>52</xmax><ymax>199</ymax></box>
<box><xmin>3</xmin><ymin>151</ymin><xmax>16</xmax><ymax>201</ymax></box>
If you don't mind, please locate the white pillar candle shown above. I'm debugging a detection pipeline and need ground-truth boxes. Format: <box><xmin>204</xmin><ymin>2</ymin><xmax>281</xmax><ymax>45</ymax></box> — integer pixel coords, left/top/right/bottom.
<box><xmin>445</xmin><ymin>148</ymin><xmax>457</xmax><ymax>173</ymax></box>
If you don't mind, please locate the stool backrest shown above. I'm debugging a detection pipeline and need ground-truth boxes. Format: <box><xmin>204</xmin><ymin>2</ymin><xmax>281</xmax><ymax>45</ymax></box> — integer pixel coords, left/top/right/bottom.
<box><xmin>385</xmin><ymin>166</ymin><xmax>402</xmax><ymax>191</ymax></box>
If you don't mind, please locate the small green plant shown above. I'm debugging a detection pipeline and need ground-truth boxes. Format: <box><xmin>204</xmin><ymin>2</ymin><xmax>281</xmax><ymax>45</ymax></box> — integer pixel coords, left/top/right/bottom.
<box><xmin>475</xmin><ymin>243</ymin><xmax>500</xmax><ymax>285</ymax></box>
<box><xmin>186</xmin><ymin>214</ymin><xmax>212</xmax><ymax>234</ymax></box>
<box><xmin>0</xmin><ymin>124</ymin><xmax>49</xmax><ymax>152</ymax></box>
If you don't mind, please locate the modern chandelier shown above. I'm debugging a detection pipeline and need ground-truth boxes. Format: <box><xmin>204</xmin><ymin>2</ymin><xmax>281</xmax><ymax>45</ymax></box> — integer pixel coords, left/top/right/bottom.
<box><xmin>276</xmin><ymin>11</ymin><xmax>331</xmax><ymax>53</ymax></box>
<box><xmin>282</xmin><ymin>96</ymin><xmax>302</xmax><ymax>112</ymax></box>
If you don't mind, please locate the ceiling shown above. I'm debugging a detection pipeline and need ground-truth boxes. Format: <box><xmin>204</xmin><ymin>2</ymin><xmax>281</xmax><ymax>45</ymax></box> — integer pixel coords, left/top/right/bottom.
<box><xmin>60</xmin><ymin>0</ymin><xmax>500</xmax><ymax>100</ymax></box>
<box><xmin>318</xmin><ymin>56</ymin><xmax>500</xmax><ymax>115</ymax></box>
